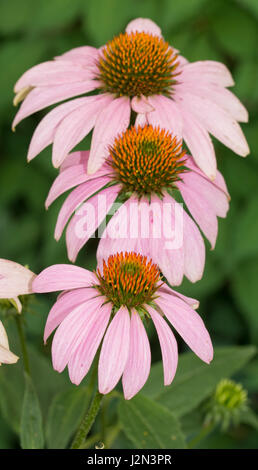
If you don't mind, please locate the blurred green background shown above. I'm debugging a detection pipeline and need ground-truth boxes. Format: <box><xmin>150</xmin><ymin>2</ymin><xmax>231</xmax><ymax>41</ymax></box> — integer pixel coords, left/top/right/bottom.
<box><xmin>0</xmin><ymin>0</ymin><xmax>258</xmax><ymax>449</ymax></box>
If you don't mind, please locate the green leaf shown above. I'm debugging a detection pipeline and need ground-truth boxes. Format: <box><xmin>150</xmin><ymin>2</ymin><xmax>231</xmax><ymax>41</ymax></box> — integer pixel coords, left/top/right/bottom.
<box><xmin>231</xmin><ymin>258</ymin><xmax>258</xmax><ymax>343</ymax></box>
<box><xmin>0</xmin><ymin>366</ymin><xmax>23</xmax><ymax>434</ymax></box>
<box><xmin>233</xmin><ymin>192</ymin><xmax>258</xmax><ymax>261</ymax></box>
<box><xmin>211</xmin><ymin>3</ymin><xmax>257</xmax><ymax>58</ymax></box>
<box><xmin>46</xmin><ymin>387</ymin><xmax>90</xmax><ymax>449</ymax></box>
<box><xmin>161</xmin><ymin>0</ymin><xmax>209</xmax><ymax>30</ymax></box>
<box><xmin>141</xmin><ymin>346</ymin><xmax>256</xmax><ymax>417</ymax></box>
<box><xmin>84</xmin><ymin>0</ymin><xmax>159</xmax><ymax>45</ymax></box>
<box><xmin>238</xmin><ymin>0</ymin><xmax>258</xmax><ymax>19</ymax></box>
<box><xmin>0</xmin><ymin>0</ymin><xmax>35</xmax><ymax>35</ymax></box>
<box><xmin>20</xmin><ymin>373</ymin><xmax>44</xmax><ymax>449</ymax></box>
<box><xmin>119</xmin><ymin>394</ymin><xmax>186</xmax><ymax>449</ymax></box>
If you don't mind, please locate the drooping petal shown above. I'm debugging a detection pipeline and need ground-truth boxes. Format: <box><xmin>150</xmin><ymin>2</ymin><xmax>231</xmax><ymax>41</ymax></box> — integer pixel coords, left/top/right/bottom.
<box><xmin>27</xmin><ymin>97</ymin><xmax>89</xmax><ymax>161</ymax></box>
<box><xmin>52</xmin><ymin>296</ymin><xmax>105</xmax><ymax>372</ymax></box>
<box><xmin>179</xmin><ymin>168</ymin><xmax>230</xmax><ymax>218</ymax></box>
<box><xmin>0</xmin><ymin>346</ymin><xmax>19</xmax><ymax>364</ymax></box>
<box><xmin>68</xmin><ymin>302</ymin><xmax>112</xmax><ymax>385</ymax></box>
<box><xmin>178</xmin><ymin>92</ymin><xmax>249</xmax><ymax>157</ymax></box>
<box><xmin>44</xmin><ymin>287</ymin><xmax>98</xmax><ymax>343</ymax></box>
<box><xmin>147</xmin><ymin>95</ymin><xmax>183</xmax><ymax>139</ymax></box>
<box><xmin>157</xmin><ymin>294</ymin><xmax>213</xmax><ymax>364</ymax></box>
<box><xmin>46</xmin><ymin>164</ymin><xmax>89</xmax><ymax>209</ymax></box>
<box><xmin>98</xmin><ymin>306</ymin><xmax>130</xmax><ymax>394</ymax></box>
<box><xmin>177</xmin><ymin>82</ymin><xmax>248</xmax><ymax>123</ymax></box>
<box><xmin>52</xmin><ymin>94</ymin><xmax>113</xmax><ymax>167</ymax></box>
<box><xmin>96</xmin><ymin>196</ymin><xmax>142</xmax><ymax>264</ymax></box>
<box><xmin>185</xmin><ymin>156</ymin><xmax>230</xmax><ymax>200</ymax></box>
<box><xmin>0</xmin><ymin>320</ymin><xmax>9</xmax><ymax>349</ymax></box>
<box><xmin>66</xmin><ymin>184</ymin><xmax>120</xmax><ymax>262</ymax></box>
<box><xmin>55</xmin><ymin>46</ymin><xmax>99</xmax><ymax>65</ymax></box>
<box><xmin>179</xmin><ymin>106</ymin><xmax>217</xmax><ymax>179</ymax></box>
<box><xmin>87</xmin><ymin>97</ymin><xmax>131</xmax><ymax>174</ymax></box>
<box><xmin>14</xmin><ymin>61</ymin><xmax>96</xmax><ymax>92</ymax></box>
<box><xmin>181</xmin><ymin>201</ymin><xmax>205</xmax><ymax>283</ymax></box>
<box><xmin>60</xmin><ymin>151</ymin><xmax>87</xmax><ymax>172</ymax></box>
<box><xmin>122</xmin><ymin>310</ymin><xmax>151</xmax><ymax>399</ymax></box>
<box><xmin>0</xmin><ymin>259</ymin><xmax>35</xmax><ymax>298</ymax></box>
<box><xmin>12</xmin><ymin>81</ymin><xmax>100</xmax><ymax>129</ymax></box>
<box><xmin>0</xmin><ymin>321</ymin><xmax>19</xmax><ymax>365</ymax></box>
<box><xmin>159</xmin><ymin>284</ymin><xmax>199</xmax><ymax>309</ymax></box>
<box><xmin>178</xmin><ymin>180</ymin><xmax>218</xmax><ymax>249</ymax></box>
<box><xmin>32</xmin><ymin>265</ymin><xmax>97</xmax><ymax>293</ymax></box>
<box><xmin>148</xmin><ymin>306</ymin><xmax>178</xmax><ymax>385</ymax></box>
<box><xmin>126</xmin><ymin>18</ymin><xmax>162</xmax><ymax>37</ymax></box>
<box><xmin>180</xmin><ymin>61</ymin><xmax>234</xmax><ymax>87</ymax></box>
<box><xmin>54</xmin><ymin>175</ymin><xmax>111</xmax><ymax>240</ymax></box>
<box><xmin>149</xmin><ymin>194</ymin><xmax>185</xmax><ymax>286</ymax></box>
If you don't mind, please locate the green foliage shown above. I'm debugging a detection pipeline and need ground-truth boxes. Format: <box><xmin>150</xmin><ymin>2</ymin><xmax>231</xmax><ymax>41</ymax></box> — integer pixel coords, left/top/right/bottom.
<box><xmin>142</xmin><ymin>346</ymin><xmax>256</xmax><ymax>417</ymax></box>
<box><xmin>20</xmin><ymin>373</ymin><xmax>44</xmax><ymax>449</ymax></box>
<box><xmin>119</xmin><ymin>394</ymin><xmax>186</xmax><ymax>449</ymax></box>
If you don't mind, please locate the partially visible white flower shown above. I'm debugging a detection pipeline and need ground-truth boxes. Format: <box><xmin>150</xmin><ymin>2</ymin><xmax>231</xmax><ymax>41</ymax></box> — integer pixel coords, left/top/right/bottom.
<box><xmin>0</xmin><ymin>320</ymin><xmax>19</xmax><ymax>365</ymax></box>
<box><xmin>0</xmin><ymin>259</ymin><xmax>36</xmax><ymax>313</ymax></box>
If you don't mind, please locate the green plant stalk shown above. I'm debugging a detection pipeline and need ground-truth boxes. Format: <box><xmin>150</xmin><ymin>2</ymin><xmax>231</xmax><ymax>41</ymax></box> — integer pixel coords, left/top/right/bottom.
<box><xmin>15</xmin><ymin>315</ymin><xmax>30</xmax><ymax>375</ymax></box>
<box><xmin>188</xmin><ymin>422</ymin><xmax>214</xmax><ymax>449</ymax></box>
<box><xmin>71</xmin><ymin>390</ymin><xmax>103</xmax><ymax>449</ymax></box>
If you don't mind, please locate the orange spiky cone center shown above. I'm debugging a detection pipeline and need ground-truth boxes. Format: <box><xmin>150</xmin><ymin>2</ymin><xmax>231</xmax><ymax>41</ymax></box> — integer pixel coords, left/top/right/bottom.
<box><xmin>109</xmin><ymin>124</ymin><xmax>186</xmax><ymax>197</ymax></box>
<box><xmin>97</xmin><ymin>31</ymin><xmax>179</xmax><ymax>97</ymax></box>
<box><xmin>96</xmin><ymin>252</ymin><xmax>161</xmax><ymax>309</ymax></box>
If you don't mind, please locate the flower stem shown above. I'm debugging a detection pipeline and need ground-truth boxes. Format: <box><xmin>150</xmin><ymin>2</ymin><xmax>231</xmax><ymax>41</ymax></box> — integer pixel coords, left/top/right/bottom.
<box><xmin>15</xmin><ymin>315</ymin><xmax>30</xmax><ymax>375</ymax></box>
<box><xmin>188</xmin><ymin>422</ymin><xmax>214</xmax><ymax>449</ymax></box>
<box><xmin>71</xmin><ymin>390</ymin><xmax>103</xmax><ymax>449</ymax></box>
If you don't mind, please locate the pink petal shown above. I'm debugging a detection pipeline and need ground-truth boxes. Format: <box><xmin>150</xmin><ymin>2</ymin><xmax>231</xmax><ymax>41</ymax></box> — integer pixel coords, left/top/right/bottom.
<box><xmin>178</xmin><ymin>82</ymin><xmax>248</xmax><ymax>123</ymax></box>
<box><xmin>0</xmin><ymin>346</ymin><xmax>19</xmax><ymax>364</ymax></box>
<box><xmin>178</xmin><ymin>180</ymin><xmax>218</xmax><ymax>249</ymax></box>
<box><xmin>0</xmin><ymin>320</ymin><xmax>9</xmax><ymax>349</ymax></box>
<box><xmin>55</xmin><ymin>46</ymin><xmax>99</xmax><ymax>65</ymax></box>
<box><xmin>0</xmin><ymin>259</ymin><xmax>35</xmax><ymax>298</ymax></box>
<box><xmin>148</xmin><ymin>306</ymin><xmax>178</xmax><ymax>385</ymax></box>
<box><xmin>135</xmin><ymin>113</ymin><xmax>148</xmax><ymax>127</ymax></box>
<box><xmin>68</xmin><ymin>301</ymin><xmax>112</xmax><ymax>385</ymax></box>
<box><xmin>157</xmin><ymin>294</ymin><xmax>213</xmax><ymax>364</ymax></box>
<box><xmin>131</xmin><ymin>96</ymin><xmax>154</xmax><ymax>113</ymax></box>
<box><xmin>32</xmin><ymin>264</ymin><xmax>97</xmax><ymax>293</ymax></box>
<box><xmin>180</xmin><ymin>168</ymin><xmax>230</xmax><ymax>218</ymax></box>
<box><xmin>12</xmin><ymin>81</ymin><xmax>100</xmax><ymax>129</ymax></box>
<box><xmin>179</xmin><ymin>106</ymin><xmax>217</xmax><ymax>179</ymax></box>
<box><xmin>126</xmin><ymin>18</ymin><xmax>162</xmax><ymax>37</ymax></box>
<box><xmin>159</xmin><ymin>284</ymin><xmax>199</xmax><ymax>309</ymax></box>
<box><xmin>54</xmin><ymin>175</ymin><xmax>111</xmax><ymax>240</ymax></box>
<box><xmin>185</xmin><ymin>156</ymin><xmax>230</xmax><ymax>199</ymax></box>
<box><xmin>87</xmin><ymin>97</ymin><xmax>131</xmax><ymax>174</ymax></box>
<box><xmin>178</xmin><ymin>92</ymin><xmax>249</xmax><ymax>157</ymax></box>
<box><xmin>46</xmin><ymin>164</ymin><xmax>89</xmax><ymax>209</ymax></box>
<box><xmin>98</xmin><ymin>306</ymin><xmax>130</xmax><ymax>394</ymax></box>
<box><xmin>96</xmin><ymin>196</ymin><xmax>142</xmax><ymax>264</ymax></box>
<box><xmin>27</xmin><ymin>97</ymin><xmax>89</xmax><ymax>161</ymax></box>
<box><xmin>66</xmin><ymin>184</ymin><xmax>120</xmax><ymax>262</ymax></box>
<box><xmin>181</xmin><ymin>199</ymin><xmax>205</xmax><ymax>283</ymax></box>
<box><xmin>44</xmin><ymin>287</ymin><xmax>98</xmax><ymax>343</ymax></box>
<box><xmin>14</xmin><ymin>61</ymin><xmax>96</xmax><ymax>92</ymax></box>
<box><xmin>52</xmin><ymin>94</ymin><xmax>113</xmax><ymax>168</ymax></box>
<box><xmin>180</xmin><ymin>61</ymin><xmax>234</xmax><ymax>87</ymax></box>
<box><xmin>60</xmin><ymin>151</ymin><xmax>87</xmax><ymax>172</ymax></box>
<box><xmin>147</xmin><ymin>95</ymin><xmax>183</xmax><ymax>139</ymax></box>
<box><xmin>122</xmin><ymin>310</ymin><xmax>151</xmax><ymax>399</ymax></box>
<box><xmin>149</xmin><ymin>195</ymin><xmax>185</xmax><ymax>286</ymax></box>
<box><xmin>52</xmin><ymin>296</ymin><xmax>105</xmax><ymax>372</ymax></box>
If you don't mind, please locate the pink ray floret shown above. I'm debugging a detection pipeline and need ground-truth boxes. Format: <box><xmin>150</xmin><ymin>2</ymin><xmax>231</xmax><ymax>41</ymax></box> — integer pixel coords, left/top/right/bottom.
<box><xmin>13</xmin><ymin>18</ymin><xmax>249</xmax><ymax>179</ymax></box>
<box><xmin>32</xmin><ymin>252</ymin><xmax>213</xmax><ymax>399</ymax></box>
